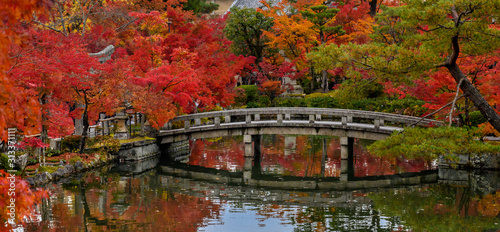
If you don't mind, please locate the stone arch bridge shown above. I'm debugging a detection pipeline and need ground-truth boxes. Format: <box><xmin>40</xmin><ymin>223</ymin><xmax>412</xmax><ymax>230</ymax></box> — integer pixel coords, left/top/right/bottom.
<box><xmin>158</xmin><ymin>107</ymin><xmax>442</xmax><ymax>144</ymax></box>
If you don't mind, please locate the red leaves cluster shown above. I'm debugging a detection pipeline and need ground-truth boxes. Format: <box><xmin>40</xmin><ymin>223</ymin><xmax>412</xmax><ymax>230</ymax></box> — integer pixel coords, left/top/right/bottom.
<box><xmin>17</xmin><ymin>137</ymin><xmax>49</xmax><ymax>150</ymax></box>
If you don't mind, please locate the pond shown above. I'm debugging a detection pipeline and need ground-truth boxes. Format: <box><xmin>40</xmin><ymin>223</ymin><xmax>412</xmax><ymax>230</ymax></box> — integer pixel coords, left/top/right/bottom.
<box><xmin>25</xmin><ymin>135</ymin><xmax>500</xmax><ymax>232</ymax></box>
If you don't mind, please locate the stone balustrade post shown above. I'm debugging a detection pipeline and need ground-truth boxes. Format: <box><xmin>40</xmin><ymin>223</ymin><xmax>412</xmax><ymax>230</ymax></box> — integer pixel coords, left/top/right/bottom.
<box><xmin>214</xmin><ymin>117</ymin><xmax>220</xmax><ymax>127</ymax></box>
<box><xmin>246</xmin><ymin>115</ymin><xmax>251</xmax><ymax>124</ymax></box>
<box><xmin>184</xmin><ymin>120</ymin><xmax>190</xmax><ymax>130</ymax></box>
<box><xmin>195</xmin><ymin>118</ymin><xmax>201</xmax><ymax>126</ymax></box>
<box><xmin>254</xmin><ymin>114</ymin><xmax>260</xmax><ymax>121</ymax></box>
<box><xmin>316</xmin><ymin>114</ymin><xmax>321</xmax><ymax>121</ymax></box>
<box><xmin>309</xmin><ymin>115</ymin><xmax>315</xmax><ymax>124</ymax></box>
<box><xmin>277</xmin><ymin>114</ymin><xmax>283</xmax><ymax>124</ymax></box>
<box><xmin>374</xmin><ymin>119</ymin><xmax>384</xmax><ymax>129</ymax></box>
<box><xmin>285</xmin><ymin>114</ymin><xmax>291</xmax><ymax>120</ymax></box>
<box><xmin>225</xmin><ymin>115</ymin><xmax>231</xmax><ymax>123</ymax></box>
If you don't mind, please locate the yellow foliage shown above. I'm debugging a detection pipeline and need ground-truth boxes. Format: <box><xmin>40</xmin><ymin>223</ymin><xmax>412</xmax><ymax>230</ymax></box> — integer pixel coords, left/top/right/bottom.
<box><xmin>337</xmin><ymin>16</ymin><xmax>375</xmax><ymax>43</ymax></box>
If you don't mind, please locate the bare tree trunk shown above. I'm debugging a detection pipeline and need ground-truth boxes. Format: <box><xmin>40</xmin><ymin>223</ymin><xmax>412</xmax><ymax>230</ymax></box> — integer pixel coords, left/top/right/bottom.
<box><xmin>446</xmin><ymin>64</ymin><xmax>500</xmax><ymax>132</ymax></box>
<box><xmin>78</xmin><ymin>93</ymin><xmax>89</xmax><ymax>154</ymax></box>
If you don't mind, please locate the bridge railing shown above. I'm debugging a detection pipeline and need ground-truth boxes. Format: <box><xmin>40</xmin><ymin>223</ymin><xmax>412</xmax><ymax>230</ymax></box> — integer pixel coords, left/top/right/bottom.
<box><xmin>162</xmin><ymin>107</ymin><xmax>443</xmax><ymax>131</ymax></box>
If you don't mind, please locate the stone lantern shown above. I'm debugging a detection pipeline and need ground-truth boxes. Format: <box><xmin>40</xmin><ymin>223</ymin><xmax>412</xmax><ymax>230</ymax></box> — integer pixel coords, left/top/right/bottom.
<box><xmin>114</xmin><ymin>111</ymin><xmax>130</xmax><ymax>140</ymax></box>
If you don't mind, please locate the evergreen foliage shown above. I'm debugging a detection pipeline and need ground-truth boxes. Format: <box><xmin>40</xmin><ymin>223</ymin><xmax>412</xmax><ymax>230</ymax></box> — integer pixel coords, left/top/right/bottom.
<box><xmin>367</xmin><ymin>127</ymin><xmax>500</xmax><ymax>161</ymax></box>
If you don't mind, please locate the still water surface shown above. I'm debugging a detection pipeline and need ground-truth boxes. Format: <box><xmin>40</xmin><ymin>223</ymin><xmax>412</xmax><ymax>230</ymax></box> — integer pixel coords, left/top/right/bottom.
<box><xmin>26</xmin><ymin>135</ymin><xmax>500</xmax><ymax>231</ymax></box>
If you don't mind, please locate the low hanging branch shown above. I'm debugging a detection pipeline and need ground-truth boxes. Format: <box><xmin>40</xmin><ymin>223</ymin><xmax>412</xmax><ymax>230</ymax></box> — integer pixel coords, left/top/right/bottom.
<box><xmin>402</xmin><ymin>94</ymin><xmax>465</xmax><ymax>131</ymax></box>
<box><xmin>449</xmin><ymin>77</ymin><xmax>465</xmax><ymax>127</ymax></box>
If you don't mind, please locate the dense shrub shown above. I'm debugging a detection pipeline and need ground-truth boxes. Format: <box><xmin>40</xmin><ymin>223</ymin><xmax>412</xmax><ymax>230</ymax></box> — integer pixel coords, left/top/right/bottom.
<box><xmin>304</xmin><ymin>93</ymin><xmax>331</xmax><ymax>98</ymax></box>
<box><xmin>468</xmin><ymin>111</ymin><xmax>487</xmax><ymax>127</ymax></box>
<box><xmin>276</xmin><ymin>98</ymin><xmax>308</xmax><ymax>107</ymax></box>
<box><xmin>238</xmin><ymin>85</ymin><xmax>259</xmax><ymax>102</ymax></box>
<box><xmin>331</xmin><ymin>79</ymin><xmax>384</xmax><ymax>106</ymax></box>
<box><xmin>308</xmin><ymin>97</ymin><xmax>339</xmax><ymax>108</ymax></box>
<box><xmin>348</xmin><ymin>97</ymin><xmax>426</xmax><ymax>115</ymax></box>
<box><xmin>61</xmin><ymin>135</ymin><xmax>82</xmax><ymax>152</ymax></box>
<box><xmin>0</xmin><ymin>153</ymin><xmax>10</xmax><ymax>170</ymax></box>
<box><xmin>258</xmin><ymin>96</ymin><xmax>271</xmax><ymax>107</ymax></box>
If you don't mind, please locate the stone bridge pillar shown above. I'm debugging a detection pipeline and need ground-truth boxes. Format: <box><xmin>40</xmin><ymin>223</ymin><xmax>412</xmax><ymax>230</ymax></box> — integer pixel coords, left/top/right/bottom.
<box><xmin>340</xmin><ymin>137</ymin><xmax>354</xmax><ymax>181</ymax></box>
<box><xmin>243</xmin><ymin>135</ymin><xmax>253</xmax><ymax>184</ymax></box>
<box><xmin>243</xmin><ymin>135</ymin><xmax>262</xmax><ymax>184</ymax></box>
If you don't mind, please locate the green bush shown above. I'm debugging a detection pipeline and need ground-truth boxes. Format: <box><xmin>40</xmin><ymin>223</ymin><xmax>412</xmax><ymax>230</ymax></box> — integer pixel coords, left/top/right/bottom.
<box><xmin>276</xmin><ymin>98</ymin><xmax>308</xmax><ymax>107</ymax></box>
<box><xmin>258</xmin><ymin>96</ymin><xmax>271</xmax><ymax>107</ymax></box>
<box><xmin>331</xmin><ymin>79</ymin><xmax>384</xmax><ymax>106</ymax></box>
<box><xmin>347</xmin><ymin>97</ymin><xmax>426</xmax><ymax>115</ymax></box>
<box><xmin>468</xmin><ymin>111</ymin><xmax>487</xmax><ymax>127</ymax></box>
<box><xmin>308</xmin><ymin>97</ymin><xmax>339</xmax><ymax>108</ymax></box>
<box><xmin>0</xmin><ymin>153</ymin><xmax>11</xmax><ymax>170</ymax></box>
<box><xmin>62</xmin><ymin>135</ymin><xmax>81</xmax><ymax>152</ymax></box>
<box><xmin>304</xmin><ymin>93</ymin><xmax>331</xmax><ymax>98</ymax></box>
<box><xmin>45</xmin><ymin>148</ymin><xmax>63</xmax><ymax>157</ymax></box>
<box><xmin>246</xmin><ymin>101</ymin><xmax>261</xmax><ymax>108</ymax></box>
<box><xmin>237</xmin><ymin>85</ymin><xmax>259</xmax><ymax>104</ymax></box>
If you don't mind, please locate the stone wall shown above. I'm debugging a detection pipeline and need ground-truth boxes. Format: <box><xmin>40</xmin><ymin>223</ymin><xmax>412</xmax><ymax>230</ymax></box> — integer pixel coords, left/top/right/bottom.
<box><xmin>117</xmin><ymin>140</ymin><xmax>160</xmax><ymax>161</ymax></box>
<box><xmin>438</xmin><ymin>153</ymin><xmax>500</xmax><ymax>169</ymax></box>
<box><xmin>164</xmin><ymin>140</ymin><xmax>190</xmax><ymax>161</ymax></box>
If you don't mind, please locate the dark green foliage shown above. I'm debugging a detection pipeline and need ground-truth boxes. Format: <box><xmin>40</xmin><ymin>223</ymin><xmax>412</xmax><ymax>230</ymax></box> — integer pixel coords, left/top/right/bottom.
<box><xmin>62</xmin><ymin>135</ymin><xmax>82</xmax><ymax>152</ymax></box>
<box><xmin>45</xmin><ymin>147</ymin><xmax>63</xmax><ymax>157</ymax></box>
<box><xmin>276</xmin><ymin>98</ymin><xmax>308</xmax><ymax>107</ymax></box>
<box><xmin>235</xmin><ymin>85</ymin><xmax>261</xmax><ymax>107</ymax></box>
<box><xmin>224</xmin><ymin>8</ymin><xmax>274</xmax><ymax>63</ymax></box>
<box><xmin>238</xmin><ymin>85</ymin><xmax>259</xmax><ymax>102</ymax></box>
<box><xmin>300</xmin><ymin>5</ymin><xmax>344</xmax><ymax>44</ymax></box>
<box><xmin>258</xmin><ymin>95</ymin><xmax>271</xmax><ymax>107</ymax></box>
<box><xmin>348</xmin><ymin>97</ymin><xmax>426</xmax><ymax>116</ymax></box>
<box><xmin>246</xmin><ymin>101</ymin><xmax>261</xmax><ymax>108</ymax></box>
<box><xmin>368</xmin><ymin>127</ymin><xmax>500</xmax><ymax>161</ymax></box>
<box><xmin>468</xmin><ymin>111</ymin><xmax>487</xmax><ymax>127</ymax></box>
<box><xmin>183</xmin><ymin>0</ymin><xmax>219</xmax><ymax>14</ymax></box>
<box><xmin>0</xmin><ymin>153</ymin><xmax>10</xmax><ymax>170</ymax></box>
<box><xmin>308</xmin><ymin>97</ymin><xmax>339</xmax><ymax>108</ymax></box>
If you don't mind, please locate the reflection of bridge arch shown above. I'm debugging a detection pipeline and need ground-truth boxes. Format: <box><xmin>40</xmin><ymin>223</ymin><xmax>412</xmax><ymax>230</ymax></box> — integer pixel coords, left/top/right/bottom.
<box><xmin>160</xmin><ymin>163</ymin><xmax>438</xmax><ymax>193</ymax></box>
<box><xmin>158</xmin><ymin>108</ymin><xmax>442</xmax><ymax>144</ymax></box>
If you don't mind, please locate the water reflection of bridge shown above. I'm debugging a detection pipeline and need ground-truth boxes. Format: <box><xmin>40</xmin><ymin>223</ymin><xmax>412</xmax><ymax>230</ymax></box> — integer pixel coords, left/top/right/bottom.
<box><xmin>158</xmin><ymin>165</ymin><xmax>436</xmax><ymax>208</ymax></box>
<box><xmin>160</xmin><ymin>163</ymin><xmax>438</xmax><ymax>191</ymax></box>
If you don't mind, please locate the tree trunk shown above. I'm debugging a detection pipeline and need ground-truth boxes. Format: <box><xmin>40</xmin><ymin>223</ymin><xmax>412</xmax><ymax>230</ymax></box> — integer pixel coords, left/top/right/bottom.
<box><xmin>446</xmin><ymin>64</ymin><xmax>500</xmax><ymax>133</ymax></box>
<box><xmin>78</xmin><ymin>94</ymin><xmax>89</xmax><ymax>154</ymax></box>
<box><xmin>368</xmin><ymin>0</ymin><xmax>377</xmax><ymax>16</ymax></box>
<box><xmin>322</xmin><ymin>69</ymin><xmax>328</xmax><ymax>93</ymax></box>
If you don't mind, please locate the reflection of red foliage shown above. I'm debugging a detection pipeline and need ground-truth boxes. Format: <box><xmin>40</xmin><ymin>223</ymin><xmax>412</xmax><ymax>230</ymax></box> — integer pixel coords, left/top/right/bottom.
<box><xmin>187</xmin><ymin>136</ymin><xmax>434</xmax><ymax>178</ymax></box>
<box><xmin>188</xmin><ymin>139</ymin><xmax>245</xmax><ymax>171</ymax></box>
<box><xmin>28</xmin><ymin>175</ymin><xmax>221</xmax><ymax>231</ymax></box>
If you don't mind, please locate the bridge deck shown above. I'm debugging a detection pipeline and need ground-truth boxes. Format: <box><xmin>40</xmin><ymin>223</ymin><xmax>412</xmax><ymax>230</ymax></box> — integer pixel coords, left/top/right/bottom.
<box><xmin>158</xmin><ymin>108</ymin><xmax>441</xmax><ymax>143</ymax></box>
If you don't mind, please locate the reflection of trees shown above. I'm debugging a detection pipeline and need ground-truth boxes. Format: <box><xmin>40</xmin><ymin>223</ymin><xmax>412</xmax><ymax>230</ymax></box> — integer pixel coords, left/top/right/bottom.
<box><xmin>186</xmin><ymin>135</ymin><xmax>434</xmax><ymax>178</ymax></box>
<box><xmin>28</xmin><ymin>171</ymin><xmax>222</xmax><ymax>231</ymax></box>
<box><xmin>254</xmin><ymin>201</ymin><xmax>401</xmax><ymax>231</ymax></box>
<box><xmin>369</xmin><ymin>185</ymin><xmax>500</xmax><ymax>232</ymax></box>
<box><xmin>188</xmin><ymin>137</ymin><xmax>245</xmax><ymax>171</ymax></box>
